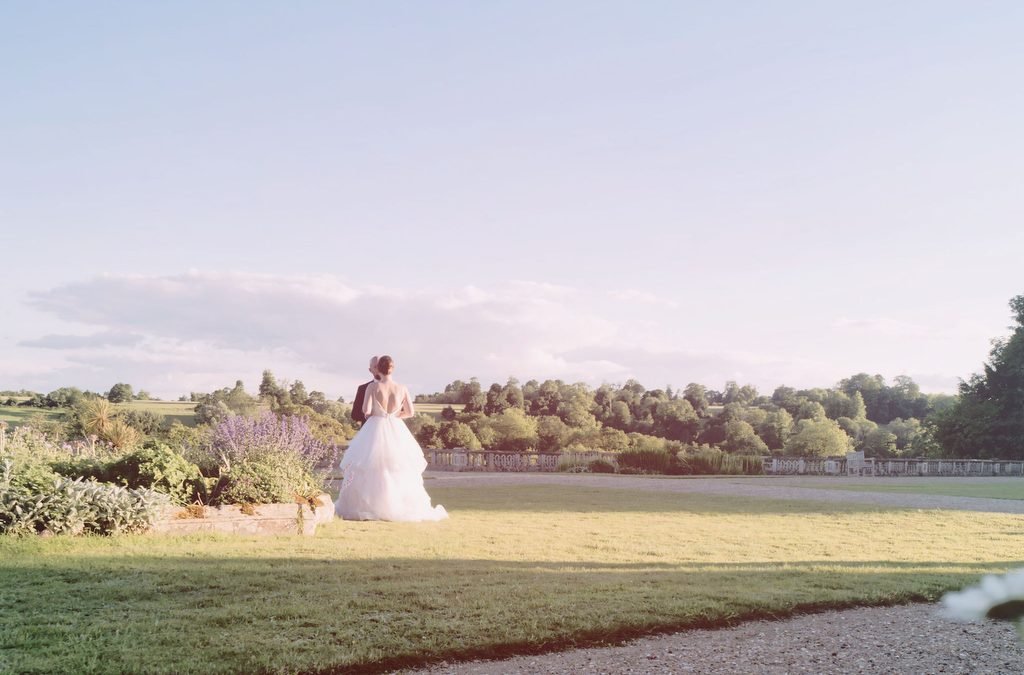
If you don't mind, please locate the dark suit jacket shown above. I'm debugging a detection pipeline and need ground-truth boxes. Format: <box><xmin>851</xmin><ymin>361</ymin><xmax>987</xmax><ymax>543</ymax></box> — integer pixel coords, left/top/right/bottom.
<box><xmin>351</xmin><ymin>380</ymin><xmax>374</xmax><ymax>423</ymax></box>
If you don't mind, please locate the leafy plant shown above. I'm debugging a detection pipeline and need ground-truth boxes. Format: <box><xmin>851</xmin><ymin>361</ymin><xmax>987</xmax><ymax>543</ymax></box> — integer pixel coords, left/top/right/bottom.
<box><xmin>677</xmin><ymin>448</ymin><xmax>764</xmax><ymax>475</ymax></box>
<box><xmin>103</xmin><ymin>441</ymin><xmax>204</xmax><ymax>505</ymax></box>
<box><xmin>617</xmin><ymin>448</ymin><xmax>674</xmax><ymax>474</ymax></box>
<box><xmin>211</xmin><ymin>453</ymin><xmax>320</xmax><ymax>506</ymax></box>
<box><xmin>0</xmin><ymin>476</ymin><xmax>169</xmax><ymax>536</ymax></box>
<box><xmin>587</xmin><ymin>458</ymin><xmax>616</xmax><ymax>473</ymax></box>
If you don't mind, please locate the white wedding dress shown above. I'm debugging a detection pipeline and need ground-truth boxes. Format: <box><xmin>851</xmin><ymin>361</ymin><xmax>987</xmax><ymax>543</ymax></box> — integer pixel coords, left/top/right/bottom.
<box><xmin>335</xmin><ymin>385</ymin><xmax>448</xmax><ymax>522</ymax></box>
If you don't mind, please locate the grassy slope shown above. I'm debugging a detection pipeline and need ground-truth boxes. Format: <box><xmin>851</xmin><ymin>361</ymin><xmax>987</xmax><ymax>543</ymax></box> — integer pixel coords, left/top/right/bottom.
<box><xmin>1</xmin><ymin>484</ymin><xmax>1020</xmax><ymax>674</ymax></box>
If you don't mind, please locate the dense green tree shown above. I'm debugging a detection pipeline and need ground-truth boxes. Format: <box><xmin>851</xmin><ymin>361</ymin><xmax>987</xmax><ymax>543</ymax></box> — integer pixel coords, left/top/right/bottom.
<box><xmin>596</xmin><ymin>426</ymin><xmax>631</xmax><ymax>453</ymax></box>
<box><xmin>883</xmin><ymin>417</ymin><xmax>925</xmax><ymax>455</ymax></box>
<box><xmin>438</xmin><ymin>420</ymin><xmax>481</xmax><ymax>449</ymax></box>
<box><xmin>117</xmin><ymin>409</ymin><xmax>165</xmax><ymax>435</ymax></box>
<box><xmin>722</xmin><ymin>419</ymin><xmax>769</xmax><ymax>454</ymax></box>
<box><xmin>933</xmin><ymin>295</ymin><xmax>1024</xmax><ymax>459</ymax></box>
<box><xmin>823</xmin><ymin>390</ymin><xmax>865</xmax><ymax>420</ymax></box>
<box><xmin>860</xmin><ymin>428</ymin><xmax>898</xmax><ymax>458</ymax></box>
<box><xmin>289</xmin><ymin>380</ymin><xmax>309</xmax><ymax>406</ymax></box>
<box><xmin>410</xmin><ymin>415</ymin><xmax>440</xmax><ymax>448</ymax></box>
<box><xmin>784</xmin><ymin>418</ymin><xmax>853</xmax><ymax>457</ymax></box>
<box><xmin>793</xmin><ymin>399</ymin><xmax>827</xmax><ymax>422</ymax></box>
<box><xmin>107</xmin><ymin>383</ymin><xmax>134</xmax><ymax>403</ymax></box>
<box><xmin>771</xmin><ymin>386</ymin><xmax>800</xmax><ymax>414</ymax></box>
<box><xmin>46</xmin><ymin>387</ymin><xmax>86</xmax><ymax>409</ymax></box>
<box><xmin>683</xmin><ymin>383</ymin><xmax>710</xmax><ymax>417</ymax></box>
<box><xmin>258</xmin><ymin>370</ymin><xmax>285</xmax><ymax>401</ymax></box>
<box><xmin>501</xmin><ymin>378</ymin><xmax>526</xmax><ymax>410</ymax></box>
<box><xmin>306</xmin><ymin>390</ymin><xmax>328</xmax><ymax>413</ymax></box>
<box><xmin>536</xmin><ymin>415</ymin><xmax>572</xmax><ymax>452</ymax></box>
<box><xmin>487</xmin><ymin>408</ymin><xmax>539</xmax><ymax>452</ymax></box>
<box><xmin>530</xmin><ymin>380</ymin><xmax>564</xmax><ymax>417</ymax></box>
<box><xmin>652</xmin><ymin>398</ymin><xmax>699</xmax><ymax>442</ymax></box>
<box><xmin>463</xmin><ymin>390</ymin><xmax>487</xmax><ymax>413</ymax></box>
<box><xmin>755</xmin><ymin>409</ymin><xmax>794</xmax><ymax>452</ymax></box>
<box><xmin>837</xmin><ymin>416</ymin><xmax>878</xmax><ymax>448</ymax></box>
<box><xmin>606</xmin><ymin>400</ymin><xmax>633</xmax><ymax>431</ymax></box>
<box><xmin>484</xmin><ymin>382</ymin><xmax>509</xmax><ymax>415</ymax></box>
<box><xmin>557</xmin><ymin>386</ymin><xmax>600</xmax><ymax>430</ymax></box>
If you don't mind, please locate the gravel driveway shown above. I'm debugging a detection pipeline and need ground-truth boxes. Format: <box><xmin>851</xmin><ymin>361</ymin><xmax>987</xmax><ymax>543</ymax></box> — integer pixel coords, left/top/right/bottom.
<box><xmin>405</xmin><ymin>603</ymin><xmax>1024</xmax><ymax>674</ymax></box>
<box><xmin>405</xmin><ymin>472</ymin><xmax>1024</xmax><ymax>674</ymax></box>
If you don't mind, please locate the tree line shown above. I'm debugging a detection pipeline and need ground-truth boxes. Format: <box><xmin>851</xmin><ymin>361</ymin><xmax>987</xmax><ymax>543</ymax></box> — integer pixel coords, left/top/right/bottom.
<box><xmin>410</xmin><ymin>372</ymin><xmax>958</xmax><ymax>459</ymax></box>
<box><xmin>5</xmin><ymin>295</ymin><xmax>1022</xmax><ymax>459</ymax></box>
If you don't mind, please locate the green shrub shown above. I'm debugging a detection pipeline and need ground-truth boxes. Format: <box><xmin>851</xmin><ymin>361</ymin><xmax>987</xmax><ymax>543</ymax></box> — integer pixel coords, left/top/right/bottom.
<box><xmin>588</xmin><ymin>459</ymin><xmax>616</xmax><ymax>473</ymax></box>
<box><xmin>117</xmin><ymin>409</ymin><xmax>166</xmax><ymax>435</ymax></box>
<box><xmin>1</xmin><ymin>427</ymin><xmax>66</xmax><ymax>492</ymax></box>
<box><xmin>0</xmin><ymin>473</ymin><xmax>170</xmax><ymax>536</ymax></box>
<box><xmin>617</xmin><ymin>448</ymin><xmax>674</xmax><ymax>474</ymax></box>
<box><xmin>677</xmin><ymin>448</ymin><xmax>765</xmax><ymax>475</ymax></box>
<box><xmin>50</xmin><ymin>457</ymin><xmax>108</xmax><ymax>482</ymax></box>
<box><xmin>556</xmin><ymin>460</ymin><xmax>589</xmax><ymax>473</ymax></box>
<box><xmin>212</xmin><ymin>453</ymin><xmax>320</xmax><ymax>506</ymax></box>
<box><xmin>103</xmin><ymin>441</ymin><xmax>203</xmax><ymax>505</ymax></box>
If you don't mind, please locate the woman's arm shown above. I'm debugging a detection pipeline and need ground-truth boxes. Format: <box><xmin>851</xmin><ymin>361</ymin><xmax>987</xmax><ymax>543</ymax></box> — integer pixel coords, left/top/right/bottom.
<box><xmin>362</xmin><ymin>382</ymin><xmax>377</xmax><ymax>418</ymax></box>
<box><xmin>399</xmin><ymin>386</ymin><xmax>415</xmax><ymax>419</ymax></box>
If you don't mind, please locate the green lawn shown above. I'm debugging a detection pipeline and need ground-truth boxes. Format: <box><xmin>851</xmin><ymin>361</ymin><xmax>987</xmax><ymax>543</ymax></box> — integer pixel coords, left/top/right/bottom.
<box><xmin>415</xmin><ymin>402</ymin><xmax>465</xmax><ymax>419</ymax></box>
<box><xmin>779</xmin><ymin>480</ymin><xmax>1024</xmax><ymax>500</ymax></box>
<box><xmin>122</xmin><ymin>400</ymin><xmax>198</xmax><ymax>427</ymax></box>
<box><xmin>1</xmin><ymin>484</ymin><xmax>1021</xmax><ymax>674</ymax></box>
<box><xmin>0</xmin><ymin>400</ymin><xmax>197</xmax><ymax>430</ymax></box>
<box><xmin>0</xmin><ymin>405</ymin><xmax>67</xmax><ymax>428</ymax></box>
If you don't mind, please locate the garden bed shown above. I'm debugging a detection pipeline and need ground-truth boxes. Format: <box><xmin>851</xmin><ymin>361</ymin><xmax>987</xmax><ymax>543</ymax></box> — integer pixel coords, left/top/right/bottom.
<box><xmin>151</xmin><ymin>494</ymin><xmax>335</xmax><ymax>536</ymax></box>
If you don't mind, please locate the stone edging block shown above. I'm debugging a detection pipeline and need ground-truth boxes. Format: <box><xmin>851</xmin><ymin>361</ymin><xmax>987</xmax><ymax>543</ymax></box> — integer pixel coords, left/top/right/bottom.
<box><xmin>151</xmin><ymin>493</ymin><xmax>336</xmax><ymax>536</ymax></box>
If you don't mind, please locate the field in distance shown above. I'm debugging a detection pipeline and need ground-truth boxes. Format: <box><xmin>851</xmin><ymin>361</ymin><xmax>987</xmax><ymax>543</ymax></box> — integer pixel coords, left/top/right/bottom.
<box><xmin>0</xmin><ymin>399</ymin><xmax>198</xmax><ymax>428</ymax></box>
<box><xmin>415</xmin><ymin>402</ymin><xmax>465</xmax><ymax>419</ymax></box>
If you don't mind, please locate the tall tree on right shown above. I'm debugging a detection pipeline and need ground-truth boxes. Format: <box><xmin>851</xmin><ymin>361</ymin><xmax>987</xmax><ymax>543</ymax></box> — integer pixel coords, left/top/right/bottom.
<box><xmin>933</xmin><ymin>295</ymin><xmax>1024</xmax><ymax>459</ymax></box>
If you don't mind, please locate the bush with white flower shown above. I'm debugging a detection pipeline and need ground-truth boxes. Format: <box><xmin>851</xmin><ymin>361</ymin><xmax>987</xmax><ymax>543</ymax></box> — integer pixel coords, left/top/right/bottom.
<box><xmin>942</xmin><ymin>568</ymin><xmax>1024</xmax><ymax>640</ymax></box>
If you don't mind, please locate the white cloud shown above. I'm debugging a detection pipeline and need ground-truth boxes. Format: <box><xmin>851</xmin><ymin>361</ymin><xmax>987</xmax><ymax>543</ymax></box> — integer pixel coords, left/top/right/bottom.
<box><xmin>608</xmin><ymin>289</ymin><xmax>680</xmax><ymax>309</ymax></box>
<box><xmin>831</xmin><ymin>316</ymin><xmax>929</xmax><ymax>337</ymax></box>
<box><xmin>14</xmin><ymin>272</ymin><xmax>639</xmax><ymax>397</ymax></box>
<box><xmin>4</xmin><ymin>272</ymin><xmax>967</xmax><ymax>398</ymax></box>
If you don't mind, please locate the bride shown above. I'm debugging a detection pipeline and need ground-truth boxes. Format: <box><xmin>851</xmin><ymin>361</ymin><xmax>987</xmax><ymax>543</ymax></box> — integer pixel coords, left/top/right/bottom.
<box><xmin>335</xmin><ymin>355</ymin><xmax>448</xmax><ymax>521</ymax></box>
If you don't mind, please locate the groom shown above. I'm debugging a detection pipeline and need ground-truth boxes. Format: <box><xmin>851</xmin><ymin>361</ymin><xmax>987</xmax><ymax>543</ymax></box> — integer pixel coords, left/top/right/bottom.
<box><xmin>351</xmin><ymin>356</ymin><xmax>380</xmax><ymax>424</ymax></box>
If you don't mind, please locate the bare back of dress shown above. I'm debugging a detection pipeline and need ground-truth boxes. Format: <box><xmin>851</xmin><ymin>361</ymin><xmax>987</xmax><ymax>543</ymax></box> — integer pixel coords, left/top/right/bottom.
<box><xmin>363</xmin><ymin>380</ymin><xmax>413</xmax><ymax>419</ymax></box>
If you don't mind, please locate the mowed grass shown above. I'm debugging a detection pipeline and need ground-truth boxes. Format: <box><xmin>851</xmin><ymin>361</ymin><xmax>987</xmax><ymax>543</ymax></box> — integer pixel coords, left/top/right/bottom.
<box><xmin>1</xmin><ymin>485</ymin><xmax>1022</xmax><ymax>674</ymax></box>
<box><xmin>0</xmin><ymin>406</ymin><xmax>66</xmax><ymax>427</ymax></box>
<box><xmin>414</xmin><ymin>402</ymin><xmax>465</xmax><ymax>419</ymax></box>
<box><xmin>122</xmin><ymin>400</ymin><xmax>198</xmax><ymax>427</ymax></box>
<box><xmin>790</xmin><ymin>479</ymin><xmax>1024</xmax><ymax>500</ymax></box>
<box><xmin>0</xmin><ymin>400</ymin><xmax>197</xmax><ymax>429</ymax></box>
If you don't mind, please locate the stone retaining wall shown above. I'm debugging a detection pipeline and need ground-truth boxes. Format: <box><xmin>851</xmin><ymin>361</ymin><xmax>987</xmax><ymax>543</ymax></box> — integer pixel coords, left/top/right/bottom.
<box><xmin>151</xmin><ymin>494</ymin><xmax>335</xmax><ymax>536</ymax></box>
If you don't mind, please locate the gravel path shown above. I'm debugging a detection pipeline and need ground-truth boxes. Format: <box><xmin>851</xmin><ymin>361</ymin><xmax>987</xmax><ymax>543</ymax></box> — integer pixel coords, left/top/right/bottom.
<box><xmin>405</xmin><ymin>603</ymin><xmax>1024</xmax><ymax>674</ymax></box>
<box><xmin>425</xmin><ymin>472</ymin><xmax>1024</xmax><ymax>514</ymax></box>
<box><xmin>405</xmin><ymin>473</ymin><xmax>1024</xmax><ymax>673</ymax></box>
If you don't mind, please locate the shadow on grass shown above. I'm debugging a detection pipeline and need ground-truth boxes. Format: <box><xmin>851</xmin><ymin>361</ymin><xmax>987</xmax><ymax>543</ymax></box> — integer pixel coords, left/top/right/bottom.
<box><xmin>2</xmin><ymin>554</ymin><xmax>1020</xmax><ymax>674</ymax></box>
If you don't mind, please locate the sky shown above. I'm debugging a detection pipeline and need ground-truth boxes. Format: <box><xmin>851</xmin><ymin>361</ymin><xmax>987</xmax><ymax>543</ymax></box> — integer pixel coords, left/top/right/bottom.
<box><xmin>1</xmin><ymin>1</ymin><xmax>1022</xmax><ymax>400</ymax></box>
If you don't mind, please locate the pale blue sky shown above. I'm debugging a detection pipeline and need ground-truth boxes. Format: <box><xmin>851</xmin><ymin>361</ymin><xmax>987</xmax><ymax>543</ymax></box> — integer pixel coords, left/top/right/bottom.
<box><xmin>2</xmin><ymin>2</ymin><xmax>1022</xmax><ymax>399</ymax></box>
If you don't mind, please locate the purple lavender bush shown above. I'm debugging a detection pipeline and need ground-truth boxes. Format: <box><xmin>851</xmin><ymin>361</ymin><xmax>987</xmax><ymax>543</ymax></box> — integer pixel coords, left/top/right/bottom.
<box><xmin>207</xmin><ymin>412</ymin><xmax>338</xmax><ymax>505</ymax></box>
